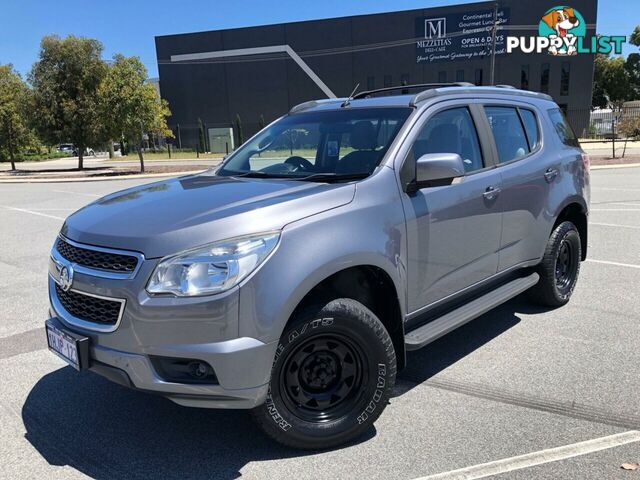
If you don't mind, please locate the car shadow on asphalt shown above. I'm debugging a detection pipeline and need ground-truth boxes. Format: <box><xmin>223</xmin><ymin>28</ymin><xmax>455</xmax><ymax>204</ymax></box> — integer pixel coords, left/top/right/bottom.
<box><xmin>21</xmin><ymin>366</ymin><xmax>373</xmax><ymax>479</ymax></box>
<box><xmin>22</xmin><ymin>296</ymin><xmax>541</xmax><ymax>477</ymax></box>
<box><xmin>396</xmin><ymin>295</ymin><xmax>541</xmax><ymax>390</ymax></box>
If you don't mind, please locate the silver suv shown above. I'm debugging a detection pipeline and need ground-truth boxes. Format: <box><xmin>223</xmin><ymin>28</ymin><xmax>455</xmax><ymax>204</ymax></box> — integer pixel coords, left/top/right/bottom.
<box><xmin>45</xmin><ymin>84</ymin><xmax>590</xmax><ymax>449</ymax></box>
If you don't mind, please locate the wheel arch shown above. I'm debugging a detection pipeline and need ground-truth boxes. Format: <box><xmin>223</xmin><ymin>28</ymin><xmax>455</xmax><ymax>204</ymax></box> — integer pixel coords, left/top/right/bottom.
<box><xmin>552</xmin><ymin>199</ymin><xmax>588</xmax><ymax>260</ymax></box>
<box><xmin>285</xmin><ymin>264</ymin><xmax>406</xmax><ymax>371</ymax></box>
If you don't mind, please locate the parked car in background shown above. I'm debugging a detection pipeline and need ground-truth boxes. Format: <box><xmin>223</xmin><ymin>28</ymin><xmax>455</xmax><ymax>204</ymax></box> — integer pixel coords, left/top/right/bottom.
<box><xmin>57</xmin><ymin>144</ymin><xmax>75</xmax><ymax>155</ymax></box>
<box><xmin>56</xmin><ymin>144</ymin><xmax>96</xmax><ymax>157</ymax></box>
<box><xmin>45</xmin><ymin>83</ymin><xmax>589</xmax><ymax>449</ymax></box>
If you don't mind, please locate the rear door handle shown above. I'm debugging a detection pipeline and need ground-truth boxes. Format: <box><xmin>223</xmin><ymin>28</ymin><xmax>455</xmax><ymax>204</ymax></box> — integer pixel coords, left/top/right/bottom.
<box><xmin>483</xmin><ymin>186</ymin><xmax>501</xmax><ymax>200</ymax></box>
<box><xmin>544</xmin><ymin>168</ymin><xmax>559</xmax><ymax>182</ymax></box>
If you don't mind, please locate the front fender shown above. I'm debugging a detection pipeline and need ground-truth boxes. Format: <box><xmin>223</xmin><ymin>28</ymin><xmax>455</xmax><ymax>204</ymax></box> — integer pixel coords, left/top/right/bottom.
<box><xmin>238</xmin><ymin>168</ymin><xmax>407</xmax><ymax>343</ymax></box>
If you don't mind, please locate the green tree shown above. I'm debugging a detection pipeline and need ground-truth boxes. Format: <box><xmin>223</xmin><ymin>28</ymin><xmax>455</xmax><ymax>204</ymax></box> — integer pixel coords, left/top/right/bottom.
<box><xmin>29</xmin><ymin>35</ymin><xmax>107</xmax><ymax>169</ymax></box>
<box><xmin>592</xmin><ymin>54</ymin><xmax>632</xmax><ymax>108</ymax></box>
<box><xmin>0</xmin><ymin>65</ymin><xmax>32</xmax><ymax>170</ymax></box>
<box><xmin>624</xmin><ymin>53</ymin><xmax>640</xmax><ymax>99</ymax></box>
<box><xmin>630</xmin><ymin>25</ymin><xmax>640</xmax><ymax>47</ymax></box>
<box><xmin>98</xmin><ymin>55</ymin><xmax>172</xmax><ymax>172</ymax></box>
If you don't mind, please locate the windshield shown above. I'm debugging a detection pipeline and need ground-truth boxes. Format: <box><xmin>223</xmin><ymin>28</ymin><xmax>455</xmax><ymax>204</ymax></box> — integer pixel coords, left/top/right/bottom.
<box><xmin>218</xmin><ymin>108</ymin><xmax>411</xmax><ymax>181</ymax></box>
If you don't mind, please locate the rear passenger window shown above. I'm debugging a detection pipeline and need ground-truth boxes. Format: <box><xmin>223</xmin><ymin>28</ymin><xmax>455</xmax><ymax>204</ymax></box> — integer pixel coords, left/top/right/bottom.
<box><xmin>484</xmin><ymin>107</ymin><xmax>530</xmax><ymax>163</ymax></box>
<box><xmin>548</xmin><ymin>108</ymin><xmax>580</xmax><ymax>147</ymax></box>
<box><xmin>519</xmin><ymin>109</ymin><xmax>540</xmax><ymax>150</ymax></box>
<box><xmin>412</xmin><ymin>107</ymin><xmax>484</xmax><ymax>173</ymax></box>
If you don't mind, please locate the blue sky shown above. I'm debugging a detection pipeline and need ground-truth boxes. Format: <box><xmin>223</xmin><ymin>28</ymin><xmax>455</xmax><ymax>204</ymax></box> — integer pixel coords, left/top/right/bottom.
<box><xmin>1</xmin><ymin>0</ymin><xmax>637</xmax><ymax>79</ymax></box>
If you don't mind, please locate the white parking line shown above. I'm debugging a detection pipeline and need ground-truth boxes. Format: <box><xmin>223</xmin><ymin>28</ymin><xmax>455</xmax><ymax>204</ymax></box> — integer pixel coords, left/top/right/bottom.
<box><xmin>416</xmin><ymin>430</ymin><xmax>640</xmax><ymax>480</ymax></box>
<box><xmin>586</xmin><ymin>259</ymin><xmax>640</xmax><ymax>269</ymax></box>
<box><xmin>52</xmin><ymin>189</ymin><xmax>100</xmax><ymax>198</ymax></box>
<box><xmin>592</xmin><ymin>187</ymin><xmax>640</xmax><ymax>192</ymax></box>
<box><xmin>0</xmin><ymin>205</ymin><xmax>65</xmax><ymax>221</ymax></box>
<box><xmin>23</xmin><ymin>208</ymin><xmax>75</xmax><ymax>211</ymax></box>
<box><xmin>591</xmin><ymin>222</ymin><xmax>640</xmax><ymax>230</ymax></box>
<box><xmin>591</xmin><ymin>209</ymin><xmax>640</xmax><ymax>212</ymax></box>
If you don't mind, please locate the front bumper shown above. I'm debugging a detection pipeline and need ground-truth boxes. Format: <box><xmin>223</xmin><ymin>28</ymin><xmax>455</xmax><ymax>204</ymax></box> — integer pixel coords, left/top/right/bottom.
<box><xmin>47</xmin><ymin>315</ymin><xmax>277</xmax><ymax>409</ymax></box>
<box><xmin>47</xmin><ymin>236</ymin><xmax>280</xmax><ymax>408</ymax></box>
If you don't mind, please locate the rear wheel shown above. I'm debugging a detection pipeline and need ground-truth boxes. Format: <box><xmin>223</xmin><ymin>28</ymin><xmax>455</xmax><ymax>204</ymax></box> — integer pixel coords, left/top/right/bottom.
<box><xmin>528</xmin><ymin>221</ymin><xmax>582</xmax><ymax>307</ymax></box>
<box><xmin>252</xmin><ymin>298</ymin><xmax>396</xmax><ymax>450</ymax></box>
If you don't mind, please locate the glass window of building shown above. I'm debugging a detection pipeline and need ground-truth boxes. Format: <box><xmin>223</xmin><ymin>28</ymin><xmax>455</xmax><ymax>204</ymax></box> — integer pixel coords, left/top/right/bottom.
<box><xmin>521</xmin><ymin>65</ymin><xmax>530</xmax><ymax>90</ymax></box>
<box><xmin>560</xmin><ymin>62</ymin><xmax>570</xmax><ymax>96</ymax></box>
<box><xmin>540</xmin><ymin>63</ymin><xmax>550</xmax><ymax>94</ymax></box>
<box><xmin>475</xmin><ymin>69</ymin><xmax>483</xmax><ymax>86</ymax></box>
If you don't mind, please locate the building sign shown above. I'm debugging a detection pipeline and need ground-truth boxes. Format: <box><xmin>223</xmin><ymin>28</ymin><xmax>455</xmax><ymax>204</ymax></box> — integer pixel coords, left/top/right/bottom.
<box><xmin>416</xmin><ymin>8</ymin><xmax>510</xmax><ymax>64</ymax></box>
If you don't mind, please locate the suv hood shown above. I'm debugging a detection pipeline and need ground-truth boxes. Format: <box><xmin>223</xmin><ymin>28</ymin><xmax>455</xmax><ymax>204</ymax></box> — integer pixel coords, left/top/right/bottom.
<box><xmin>62</xmin><ymin>172</ymin><xmax>356</xmax><ymax>258</ymax></box>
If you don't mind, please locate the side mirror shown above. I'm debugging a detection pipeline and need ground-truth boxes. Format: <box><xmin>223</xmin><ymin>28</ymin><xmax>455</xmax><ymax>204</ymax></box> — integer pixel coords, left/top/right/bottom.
<box><xmin>416</xmin><ymin>153</ymin><xmax>465</xmax><ymax>184</ymax></box>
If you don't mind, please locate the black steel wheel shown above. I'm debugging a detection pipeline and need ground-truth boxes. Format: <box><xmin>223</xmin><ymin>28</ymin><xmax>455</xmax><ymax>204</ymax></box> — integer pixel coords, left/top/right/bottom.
<box><xmin>252</xmin><ymin>298</ymin><xmax>396</xmax><ymax>450</ymax></box>
<box><xmin>280</xmin><ymin>333</ymin><xmax>365</xmax><ymax>423</ymax></box>
<box><xmin>528</xmin><ymin>221</ymin><xmax>582</xmax><ymax>307</ymax></box>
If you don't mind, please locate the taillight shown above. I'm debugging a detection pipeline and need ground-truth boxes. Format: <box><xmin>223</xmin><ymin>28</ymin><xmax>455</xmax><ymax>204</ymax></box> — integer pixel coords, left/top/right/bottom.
<box><xmin>581</xmin><ymin>152</ymin><xmax>590</xmax><ymax>173</ymax></box>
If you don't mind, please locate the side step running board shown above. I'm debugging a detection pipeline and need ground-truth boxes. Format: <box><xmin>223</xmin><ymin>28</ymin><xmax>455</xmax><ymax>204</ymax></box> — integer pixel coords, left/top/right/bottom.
<box><xmin>404</xmin><ymin>272</ymin><xmax>539</xmax><ymax>351</ymax></box>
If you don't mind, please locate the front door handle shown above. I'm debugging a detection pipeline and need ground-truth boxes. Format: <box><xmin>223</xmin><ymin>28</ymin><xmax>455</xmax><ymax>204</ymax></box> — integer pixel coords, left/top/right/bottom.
<box><xmin>544</xmin><ymin>168</ymin><xmax>559</xmax><ymax>183</ymax></box>
<box><xmin>483</xmin><ymin>186</ymin><xmax>501</xmax><ymax>200</ymax></box>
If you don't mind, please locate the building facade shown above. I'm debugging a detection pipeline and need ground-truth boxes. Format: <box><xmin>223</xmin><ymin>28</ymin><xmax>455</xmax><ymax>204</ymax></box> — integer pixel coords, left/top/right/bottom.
<box><xmin>155</xmin><ymin>0</ymin><xmax>597</xmax><ymax>149</ymax></box>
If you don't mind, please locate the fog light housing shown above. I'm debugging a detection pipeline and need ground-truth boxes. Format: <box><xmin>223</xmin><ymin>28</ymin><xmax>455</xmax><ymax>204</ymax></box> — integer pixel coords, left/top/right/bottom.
<box><xmin>149</xmin><ymin>356</ymin><xmax>218</xmax><ymax>384</ymax></box>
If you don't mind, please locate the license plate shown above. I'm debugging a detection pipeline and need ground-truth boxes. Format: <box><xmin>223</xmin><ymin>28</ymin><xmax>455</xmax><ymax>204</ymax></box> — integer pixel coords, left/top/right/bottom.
<box><xmin>46</xmin><ymin>321</ymin><xmax>89</xmax><ymax>370</ymax></box>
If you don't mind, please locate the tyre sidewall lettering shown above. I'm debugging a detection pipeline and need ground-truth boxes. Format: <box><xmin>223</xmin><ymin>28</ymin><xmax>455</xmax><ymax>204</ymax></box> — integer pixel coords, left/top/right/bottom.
<box><xmin>267</xmin><ymin>317</ymin><xmax>337</xmax><ymax>432</ymax></box>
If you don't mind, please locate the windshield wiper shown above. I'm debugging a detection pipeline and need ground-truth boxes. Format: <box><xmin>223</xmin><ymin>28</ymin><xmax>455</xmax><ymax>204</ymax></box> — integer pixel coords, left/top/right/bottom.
<box><xmin>294</xmin><ymin>172</ymin><xmax>370</xmax><ymax>183</ymax></box>
<box><xmin>226</xmin><ymin>170</ymin><xmax>296</xmax><ymax>179</ymax></box>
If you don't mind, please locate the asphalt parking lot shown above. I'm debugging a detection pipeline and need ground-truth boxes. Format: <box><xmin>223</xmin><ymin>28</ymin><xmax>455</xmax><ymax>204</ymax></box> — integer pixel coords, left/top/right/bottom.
<box><xmin>0</xmin><ymin>167</ymin><xmax>639</xmax><ymax>479</ymax></box>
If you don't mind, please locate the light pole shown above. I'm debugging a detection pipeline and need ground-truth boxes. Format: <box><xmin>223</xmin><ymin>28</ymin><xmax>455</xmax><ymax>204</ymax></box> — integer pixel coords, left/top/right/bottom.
<box><xmin>489</xmin><ymin>1</ymin><xmax>499</xmax><ymax>85</ymax></box>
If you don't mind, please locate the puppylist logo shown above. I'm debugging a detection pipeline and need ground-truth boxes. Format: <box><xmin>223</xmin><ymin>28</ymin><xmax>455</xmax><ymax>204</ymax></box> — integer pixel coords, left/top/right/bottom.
<box><xmin>507</xmin><ymin>6</ymin><xmax>625</xmax><ymax>56</ymax></box>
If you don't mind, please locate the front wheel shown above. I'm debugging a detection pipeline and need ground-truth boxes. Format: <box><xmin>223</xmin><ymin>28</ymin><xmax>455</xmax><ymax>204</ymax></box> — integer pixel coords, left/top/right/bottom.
<box><xmin>528</xmin><ymin>221</ymin><xmax>582</xmax><ymax>307</ymax></box>
<box><xmin>252</xmin><ymin>298</ymin><xmax>396</xmax><ymax>449</ymax></box>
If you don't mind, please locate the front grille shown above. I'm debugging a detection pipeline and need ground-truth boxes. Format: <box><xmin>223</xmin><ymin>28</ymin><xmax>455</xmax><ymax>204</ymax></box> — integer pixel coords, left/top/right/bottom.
<box><xmin>55</xmin><ymin>284</ymin><xmax>122</xmax><ymax>325</ymax></box>
<box><xmin>56</xmin><ymin>238</ymin><xmax>138</xmax><ymax>274</ymax></box>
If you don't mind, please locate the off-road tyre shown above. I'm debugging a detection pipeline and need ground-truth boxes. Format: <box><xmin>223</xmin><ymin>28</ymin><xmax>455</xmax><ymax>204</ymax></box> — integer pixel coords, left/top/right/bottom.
<box><xmin>528</xmin><ymin>221</ymin><xmax>581</xmax><ymax>307</ymax></box>
<box><xmin>252</xmin><ymin>298</ymin><xmax>396</xmax><ymax>450</ymax></box>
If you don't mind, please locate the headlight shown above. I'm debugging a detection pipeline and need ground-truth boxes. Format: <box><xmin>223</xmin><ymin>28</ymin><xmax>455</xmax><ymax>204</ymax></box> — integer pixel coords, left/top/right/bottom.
<box><xmin>146</xmin><ymin>232</ymin><xmax>280</xmax><ymax>297</ymax></box>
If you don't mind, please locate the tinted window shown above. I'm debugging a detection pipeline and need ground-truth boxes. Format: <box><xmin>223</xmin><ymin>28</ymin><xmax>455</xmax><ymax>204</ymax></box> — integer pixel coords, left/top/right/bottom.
<box><xmin>413</xmin><ymin>107</ymin><xmax>484</xmax><ymax>173</ymax></box>
<box><xmin>519</xmin><ymin>109</ymin><xmax>540</xmax><ymax>150</ymax></box>
<box><xmin>484</xmin><ymin>107</ymin><xmax>530</xmax><ymax>163</ymax></box>
<box><xmin>548</xmin><ymin>108</ymin><xmax>580</xmax><ymax>147</ymax></box>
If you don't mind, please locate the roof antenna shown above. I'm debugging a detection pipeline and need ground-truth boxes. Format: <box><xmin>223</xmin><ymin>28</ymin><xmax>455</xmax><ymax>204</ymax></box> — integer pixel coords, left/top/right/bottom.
<box><xmin>341</xmin><ymin>83</ymin><xmax>360</xmax><ymax>108</ymax></box>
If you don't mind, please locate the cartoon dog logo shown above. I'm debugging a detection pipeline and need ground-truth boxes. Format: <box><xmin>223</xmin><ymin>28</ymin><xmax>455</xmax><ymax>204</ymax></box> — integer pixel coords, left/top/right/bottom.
<box><xmin>540</xmin><ymin>7</ymin><xmax>582</xmax><ymax>55</ymax></box>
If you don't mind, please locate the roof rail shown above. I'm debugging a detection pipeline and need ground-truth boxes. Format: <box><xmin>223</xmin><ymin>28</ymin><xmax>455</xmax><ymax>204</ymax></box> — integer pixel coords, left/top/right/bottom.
<box><xmin>411</xmin><ymin>85</ymin><xmax>553</xmax><ymax>105</ymax></box>
<box><xmin>352</xmin><ymin>83</ymin><xmax>473</xmax><ymax>100</ymax></box>
<box><xmin>289</xmin><ymin>98</ymin><xmax>345</xmax><ymax>114</ymax></box>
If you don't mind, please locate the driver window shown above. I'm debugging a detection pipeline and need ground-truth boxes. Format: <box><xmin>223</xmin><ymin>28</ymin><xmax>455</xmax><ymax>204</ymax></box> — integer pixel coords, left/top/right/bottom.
<box><xmin>249</xmin><ymin>126</ymin><xmax>319</xmax><ymax>171</ymax></box>
<box><xmin>412</xmin><ymin>107</ymin><xmax>484</xmax><ymax>173</ymax></box>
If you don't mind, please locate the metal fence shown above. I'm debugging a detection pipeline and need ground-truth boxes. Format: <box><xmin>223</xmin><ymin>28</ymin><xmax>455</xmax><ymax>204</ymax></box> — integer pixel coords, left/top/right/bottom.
<box><xmin>162</xmin><ymin>106</ymin><xmax>640</xmax><ymax>154</ymax></box>
<box><xmin>166</xmin><ymin>121</ymin><xmax>264</xmax><ymax>154</ymax></box>
<box><xmin>566</xmin><ymin>106</ymin><xmax>640</xmax><ymax>141</ymax></box>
